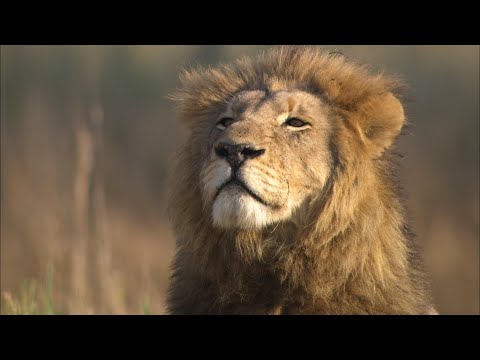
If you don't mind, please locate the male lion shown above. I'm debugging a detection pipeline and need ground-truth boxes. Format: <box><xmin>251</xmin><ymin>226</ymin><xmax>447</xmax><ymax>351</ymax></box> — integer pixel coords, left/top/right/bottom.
<box><xmin>166</xmin><ymin>46</ymin><xmax>437</xmax><ymax>314</ymax></box>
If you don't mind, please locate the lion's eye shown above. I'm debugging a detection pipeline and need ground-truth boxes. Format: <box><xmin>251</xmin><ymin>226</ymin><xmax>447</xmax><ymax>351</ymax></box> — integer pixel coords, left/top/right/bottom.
<box><xmin>216</xmin><ymin>117</ymin><xmax>234</xmax><ymax>131</ymax></box>
<box><xmin>284</xmin><ymin>117</ymin><xmax>309</xmax><ymax>128</ymax></box>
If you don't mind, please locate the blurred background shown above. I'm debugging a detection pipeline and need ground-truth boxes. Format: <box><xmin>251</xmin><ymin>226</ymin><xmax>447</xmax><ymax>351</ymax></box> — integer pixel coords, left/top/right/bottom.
<box><xmin>1</xmin><ymin>45</ymin><xmax>478</xmax><ymax>314</ymax></box>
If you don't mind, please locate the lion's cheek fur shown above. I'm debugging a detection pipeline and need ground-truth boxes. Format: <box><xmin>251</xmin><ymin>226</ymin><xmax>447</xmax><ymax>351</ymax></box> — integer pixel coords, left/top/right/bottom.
<box><xmin>200</xmin><ymin>159</ymin><xmax>231</xmax><ymax>205</ymax></box>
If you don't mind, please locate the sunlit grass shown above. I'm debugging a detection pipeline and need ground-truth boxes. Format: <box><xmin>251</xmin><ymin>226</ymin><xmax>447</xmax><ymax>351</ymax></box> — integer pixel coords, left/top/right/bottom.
<box><xmin>1</xmin><ymin>265</ymin><xmax>55</xmax><ymax>315</ymax></box>
<box><xmin>43</xmin><ymin>264</ymin><xmax>54</xmax><ymax>315</ymax></box>
<box><xmin>142</xmin><ymin>297</ymin><xmax>151</xmax><ymax>315</ymax></box>
<box><xmin>1</xmin><ymin>265</ymin><xmax>157</xmax><ymax>315</ymax></box>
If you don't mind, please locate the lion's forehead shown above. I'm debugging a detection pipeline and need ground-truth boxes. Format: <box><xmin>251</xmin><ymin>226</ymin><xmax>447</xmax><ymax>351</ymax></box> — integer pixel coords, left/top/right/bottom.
<box><xmin>228</xmin><ymin>89</ymin><xmax>324</xmax><ymax>117</ymax></box>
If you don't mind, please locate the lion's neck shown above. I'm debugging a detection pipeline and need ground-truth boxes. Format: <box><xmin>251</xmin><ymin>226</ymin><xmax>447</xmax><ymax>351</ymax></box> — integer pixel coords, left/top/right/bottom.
<box><xmin>223</xmin><ymin>162</ymin><xmax>423</xmax><ymax>313</ymax></box>
<box><xmin>179</xmin><ymin>159</ymin><xmax>427</xmax><ymax>313</ymax></box>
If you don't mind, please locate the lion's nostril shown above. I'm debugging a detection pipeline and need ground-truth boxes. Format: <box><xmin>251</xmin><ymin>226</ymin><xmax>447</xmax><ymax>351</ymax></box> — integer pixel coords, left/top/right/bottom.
<box><xmin>215</xmin><ymin>142</ymin><xmax>265</xmax><ymax>169</ymax></box>
<box><xmin>215</xmin><ymin>145</ymin><xmax>229</xmax><ymax>158</ymax></box>
<box><xmin>242</xmin><ymin>148</ymin><xmax>265</xmax><ymax>159</ymax></box>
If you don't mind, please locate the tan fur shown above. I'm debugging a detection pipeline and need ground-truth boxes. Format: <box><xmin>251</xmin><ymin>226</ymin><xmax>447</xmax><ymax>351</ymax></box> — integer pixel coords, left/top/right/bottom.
<box><xmin>166</xmin><ymin>46</ymin><xmax>436</xmax><ymax>314</ymax></box>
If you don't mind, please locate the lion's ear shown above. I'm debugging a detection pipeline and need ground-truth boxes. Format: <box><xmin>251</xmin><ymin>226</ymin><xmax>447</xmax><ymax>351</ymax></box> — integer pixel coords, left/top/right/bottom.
<box><xmin>351</xmin><ymin>93</ymin><xmax>405</xmax><ymax>158</ymax></box>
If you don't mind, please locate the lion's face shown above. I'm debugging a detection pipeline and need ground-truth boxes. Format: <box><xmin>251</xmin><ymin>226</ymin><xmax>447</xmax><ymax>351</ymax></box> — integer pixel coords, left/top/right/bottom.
<box><xmin>200</xmin><ymin>89</ymin><xmax>334</xmax><ymax>229</ymax></box>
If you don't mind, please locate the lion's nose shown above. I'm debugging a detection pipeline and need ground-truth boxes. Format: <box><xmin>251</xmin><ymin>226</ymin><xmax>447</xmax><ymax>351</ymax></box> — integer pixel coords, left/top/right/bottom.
<box><xmin>215</xmin><ymin>143</ymin><xmax>265</xmax><ymax>170</ymax></box>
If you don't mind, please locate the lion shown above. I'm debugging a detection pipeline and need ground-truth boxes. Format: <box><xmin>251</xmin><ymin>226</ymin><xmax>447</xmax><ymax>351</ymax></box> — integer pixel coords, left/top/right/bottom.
<box><xmin>166</xmin><ymin>46</ymin><xmax>437</xmax><ymax>314</ymax></box>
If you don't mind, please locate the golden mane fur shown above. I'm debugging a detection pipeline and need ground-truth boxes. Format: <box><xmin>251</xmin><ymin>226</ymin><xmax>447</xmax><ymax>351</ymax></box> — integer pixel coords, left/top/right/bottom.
<box><xmin>166</xmin><ymin>46</ymin><xmax>436</xmax><ymax>314</ymax></box>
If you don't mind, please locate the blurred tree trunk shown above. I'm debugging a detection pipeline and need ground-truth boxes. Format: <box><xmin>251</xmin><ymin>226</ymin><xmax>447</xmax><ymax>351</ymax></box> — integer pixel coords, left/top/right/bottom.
<box><xmin>90</xmin><ymin>101</ymin><xmax>124</xmax><ymax>314</ymax></box>
<box><xmin>71</xmin><ymin>49</ymin><xmax>123</xmax><ymax>314</ymax></box>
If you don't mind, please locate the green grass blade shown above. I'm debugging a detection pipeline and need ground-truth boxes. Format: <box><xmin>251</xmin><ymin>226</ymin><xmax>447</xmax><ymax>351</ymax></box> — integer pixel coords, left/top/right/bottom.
<box><xmin>43</xmin><ymin>264</ymin><xmax>54</xmax><ymax>315</ymax></box>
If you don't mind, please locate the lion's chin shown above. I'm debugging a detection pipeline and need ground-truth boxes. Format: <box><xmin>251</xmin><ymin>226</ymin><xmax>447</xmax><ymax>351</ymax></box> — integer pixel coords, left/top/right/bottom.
<box><xmin>211</xmin><ymin>186</ymin><xmax>272</xmax><ymax>230</ymax></box>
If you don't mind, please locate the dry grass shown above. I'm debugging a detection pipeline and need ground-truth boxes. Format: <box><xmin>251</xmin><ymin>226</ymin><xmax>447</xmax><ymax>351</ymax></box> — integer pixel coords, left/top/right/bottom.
<box><xmin>2</xmin><ymin>265</ymin><xmax>54</xmax><ymax>315</ymax></box>
<box><xmin>1</xmin><ymin>211</ymin><xmax>175</xmax><ymax>315</ymax></box>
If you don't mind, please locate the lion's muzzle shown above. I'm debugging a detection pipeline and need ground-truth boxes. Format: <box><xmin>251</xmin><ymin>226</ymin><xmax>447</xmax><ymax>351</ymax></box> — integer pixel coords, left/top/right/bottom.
<box><xmin>214</xmin><ymin>142</ymin><xmax>265</xmax><ymax>172</ymax></box>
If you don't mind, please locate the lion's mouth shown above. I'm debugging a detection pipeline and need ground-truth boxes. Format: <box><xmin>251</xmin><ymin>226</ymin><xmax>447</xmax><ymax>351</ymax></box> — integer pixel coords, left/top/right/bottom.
<box><xmin>214</xmin><ymin>178</ymin><xmax>270</xmax><ymax>208</ymax></box>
